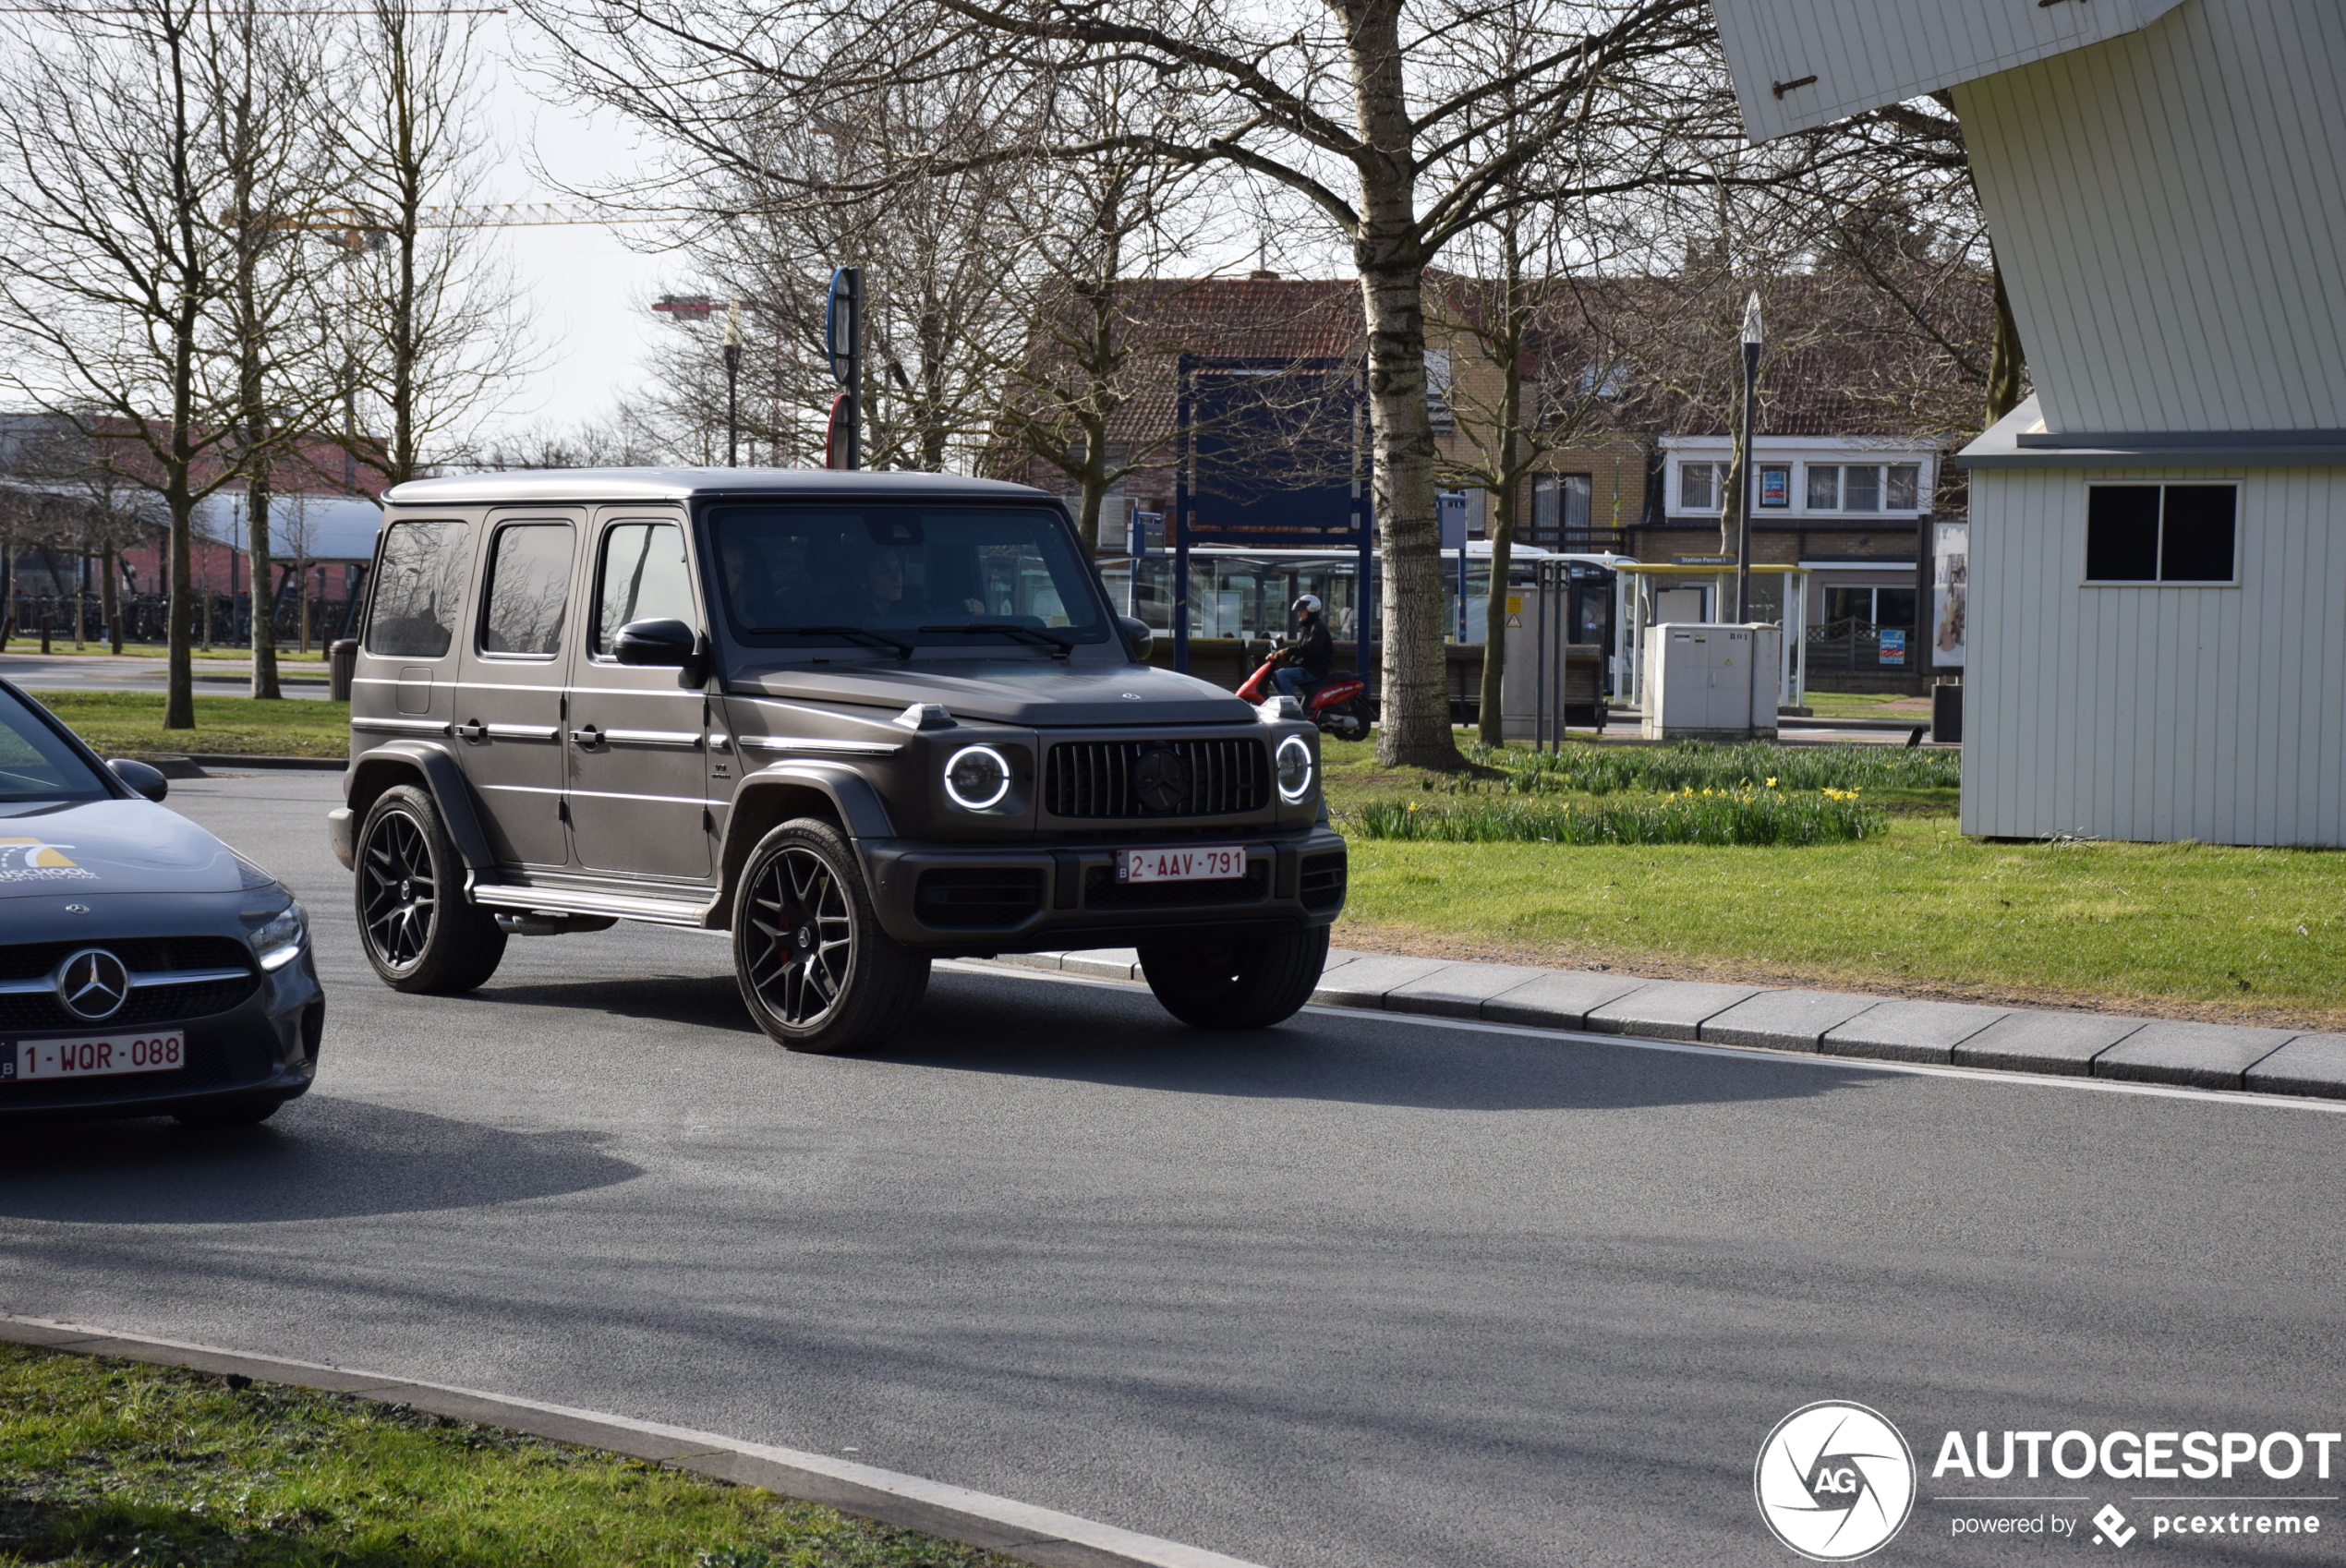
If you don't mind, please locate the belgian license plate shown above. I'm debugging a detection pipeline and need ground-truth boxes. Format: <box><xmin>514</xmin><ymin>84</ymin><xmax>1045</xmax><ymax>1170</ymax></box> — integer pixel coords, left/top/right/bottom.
<box><xmin>0</xmin><ymin>1031</ymin><xmax>185</xmax><ymax>1082</ymax></box>
<box><xmin>1119</xmin><ymin>846</ymin><xmax>1247</xmax><ymax>884</ymax></box>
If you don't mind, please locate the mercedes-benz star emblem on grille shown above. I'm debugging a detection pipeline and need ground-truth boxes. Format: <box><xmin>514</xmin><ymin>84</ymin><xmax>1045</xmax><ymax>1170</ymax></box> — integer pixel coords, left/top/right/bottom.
<box><xmin>53</xmin><ymin>947</ymin><xmax>131</xmax><ymax>1021</ymax></box>
<box><xmin>1133</xmin><ymin>746</ymin><xmax>1191</xmax><ymax>814</ymax></box>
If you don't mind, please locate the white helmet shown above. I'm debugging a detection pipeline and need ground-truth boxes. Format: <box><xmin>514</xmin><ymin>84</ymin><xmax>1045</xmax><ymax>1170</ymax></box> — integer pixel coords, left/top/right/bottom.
<box><xmin>1292</xmin><ymin>595</ymin><xmax>1323</xmax><ymax>617</ymax></box>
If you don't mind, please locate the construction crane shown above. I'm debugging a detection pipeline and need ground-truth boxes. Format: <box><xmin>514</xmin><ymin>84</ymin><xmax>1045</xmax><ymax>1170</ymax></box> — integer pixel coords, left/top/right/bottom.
<box><xmin>224</xmin><ymin>201</ymin><xmax>677</xmax><ymax>248</ymax></box>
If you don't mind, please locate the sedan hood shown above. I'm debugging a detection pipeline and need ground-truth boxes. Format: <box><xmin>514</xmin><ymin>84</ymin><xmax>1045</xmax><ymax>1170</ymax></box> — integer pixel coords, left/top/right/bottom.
<box><xmin>0</xmin><ymin>798</ymin><xmax>245</xmax><ymax>899</ymax></box>
<box><xmin>727</xmin><ymin>659</ymin><xmax>1258</xmax><ymax>727</ymax></box>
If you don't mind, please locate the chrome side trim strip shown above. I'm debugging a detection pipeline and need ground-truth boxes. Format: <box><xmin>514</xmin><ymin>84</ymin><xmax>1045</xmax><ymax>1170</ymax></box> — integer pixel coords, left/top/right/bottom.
<box><xmin>739</xmin><ymin>736</ymin><xmax>902</xmax><ymax>756</ymax></box>
<box><xmin>599</xmin><ymin>729</ymin><xmax>702</xmax><ymax>748</ymax></box>
<box><xmin>485</xmin><ymin>723</ymin><xmax>561</xmax><ymax>741</ymax></box>
<box><xmin>353</xmin><ymin>717</ymin><xmax>452</xmax><ymax>735</ymax></box>
<box><xmin>468</xmin><ymin>882</ymin><xmax>714</xmax><ymax>928</ymax></box>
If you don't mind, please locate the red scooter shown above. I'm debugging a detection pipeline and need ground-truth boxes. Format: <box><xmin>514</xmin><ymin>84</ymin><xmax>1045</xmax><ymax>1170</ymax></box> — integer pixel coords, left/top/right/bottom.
<box><xmin>1237</xmin><ymin>654</ymin><xmax>1371</xmax><ymax>740</ymax></box>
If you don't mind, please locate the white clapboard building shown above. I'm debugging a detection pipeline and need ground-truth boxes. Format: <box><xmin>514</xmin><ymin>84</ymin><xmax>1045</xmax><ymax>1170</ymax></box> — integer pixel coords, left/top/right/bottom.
<box><xmin>1711</xmin><ymin>0</ymin><xmax>2346</xmax><ymax>845</ymax></box>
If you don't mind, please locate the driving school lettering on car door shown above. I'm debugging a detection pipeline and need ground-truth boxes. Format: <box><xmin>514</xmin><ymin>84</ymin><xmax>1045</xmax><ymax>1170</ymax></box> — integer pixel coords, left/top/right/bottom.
<box><xmin>0</xmin><ymin>839</ymin><xmax>93</xmax><ymax>882</ymax></box>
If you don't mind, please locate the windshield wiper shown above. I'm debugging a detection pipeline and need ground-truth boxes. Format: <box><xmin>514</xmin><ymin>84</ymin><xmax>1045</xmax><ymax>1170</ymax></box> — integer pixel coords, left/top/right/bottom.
<box><xmin>918</xmin><ymin>622</ymin><xmax>1073</xmax><ymax>658</ymax></box>
<box><xmin>751</xmin><ymin>625</ymin><xmax>913</xmax><ymax>658</ymax></box>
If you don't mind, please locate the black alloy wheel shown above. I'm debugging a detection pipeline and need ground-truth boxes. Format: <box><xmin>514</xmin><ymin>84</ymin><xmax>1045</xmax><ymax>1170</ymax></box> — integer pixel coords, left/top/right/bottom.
<box><xmin>1140</xmin><ymin>924</ymin><xmax>1330</xmax><ymax>1030</ymax></box>
<box><xmin>354</xmin><ymin>783</ymin><xmax>507</xmax><ymax>993</ymax></box>
<box><xmin>732</xmin><ymin>818</ymin><xmax>926</xmax><ymax>1053</ymax></box>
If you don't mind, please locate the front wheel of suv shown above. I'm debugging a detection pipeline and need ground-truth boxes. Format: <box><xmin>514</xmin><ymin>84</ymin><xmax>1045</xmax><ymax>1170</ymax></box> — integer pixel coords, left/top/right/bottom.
<box><xmin>732</xmin><ymin>818</ymin><xmax>929</xmax><ymax>1054</ymax></box>
<box><xmin>355</xmin><ymin>783</ymin><xmax>508</xmax><ymax>993</ymax></box>
<box><xmin>1139</xmin><ymin>925</ymin><xmax>1330</xmax><ymax>1031</ymax></box>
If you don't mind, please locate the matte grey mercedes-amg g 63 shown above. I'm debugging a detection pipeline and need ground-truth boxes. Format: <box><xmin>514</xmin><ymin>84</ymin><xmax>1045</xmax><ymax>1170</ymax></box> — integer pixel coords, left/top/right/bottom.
<box><xmin>329</xmin><ymin>470</ymin><xmax>1347</xmax><ymax>1053</ymax></box>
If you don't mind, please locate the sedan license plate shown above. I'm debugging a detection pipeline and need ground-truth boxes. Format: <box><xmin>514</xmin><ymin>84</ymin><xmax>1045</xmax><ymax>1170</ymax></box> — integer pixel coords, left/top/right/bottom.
<box><xmin>0</xmin><ymin>1031</ymin><xmax>185</xmax><ymax>1082</ymax></box>
<box><xmin>1118</xmin><ymin>846</ymin><xmax>1247</xmax><ymax>884</ymax></box>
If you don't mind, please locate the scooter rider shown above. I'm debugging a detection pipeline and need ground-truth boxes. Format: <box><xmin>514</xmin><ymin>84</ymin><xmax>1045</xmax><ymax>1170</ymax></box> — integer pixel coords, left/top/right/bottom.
<box><xmin>1273</xmin><ymin>595</ymin><xmax>1334</xmax><ymax>706</ymax></box>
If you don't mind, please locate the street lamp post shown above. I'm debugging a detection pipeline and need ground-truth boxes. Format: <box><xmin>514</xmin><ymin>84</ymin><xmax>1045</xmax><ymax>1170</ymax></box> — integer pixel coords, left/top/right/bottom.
<box><xmin>722</xmin><ymin>300</ymin><xmax>744</xmax><ymax>468</ymax></box>
<box><xmin>1735</xmin><ymin>292</ymin><xmax>1762</xmax><ymax>623</ymax></box>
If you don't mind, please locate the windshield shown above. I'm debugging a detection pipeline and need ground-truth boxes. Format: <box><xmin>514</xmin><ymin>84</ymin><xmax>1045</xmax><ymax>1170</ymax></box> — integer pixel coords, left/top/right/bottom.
<box><xmin>707</xmin><ymin>502</ymin><xmax>1108</xmax><ymax>651</ymax></box>
<box><xmin>0</xmin><ymin>690</ymin><xmax>110</xmax><ymax>802</ymax></box>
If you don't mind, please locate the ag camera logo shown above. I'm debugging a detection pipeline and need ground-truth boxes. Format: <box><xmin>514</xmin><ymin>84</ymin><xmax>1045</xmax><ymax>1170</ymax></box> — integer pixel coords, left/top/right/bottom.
<box><xmin>1756</xmin><ymin>1402</ymin><xmax>1917</xmax><ymax>1561</ymax></box>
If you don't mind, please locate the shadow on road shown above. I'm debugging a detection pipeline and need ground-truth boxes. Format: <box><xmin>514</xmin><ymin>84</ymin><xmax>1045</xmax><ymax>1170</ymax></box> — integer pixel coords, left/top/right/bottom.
<box><xmin>882</xmin><ymin>968</ymin><xmax>1893</xmax><ymax>1112</ymax></box>
<box><xmin>471</xmin><ymin>972</ymin><xmax>756</xmax><ymax>1035</ymax></box>
<box><xmin>0</xmin><ymin>1097</ymin><xmax>642</xmax><ymax>1224</ymax></box>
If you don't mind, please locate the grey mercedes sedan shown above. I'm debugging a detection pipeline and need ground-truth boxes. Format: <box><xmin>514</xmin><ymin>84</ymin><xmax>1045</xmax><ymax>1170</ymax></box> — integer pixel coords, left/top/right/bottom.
<box><xmin>0</xmin><ymin>681</ymin><xmax>321</xmax><ymax>1127</ymax></box>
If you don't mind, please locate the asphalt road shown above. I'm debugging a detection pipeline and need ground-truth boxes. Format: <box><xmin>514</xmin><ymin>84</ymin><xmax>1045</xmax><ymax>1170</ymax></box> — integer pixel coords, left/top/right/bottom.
<box><xmin>4</xmin><ymin>771</ymin><xmax>2343</xmax><ymax>1568</ymax></box>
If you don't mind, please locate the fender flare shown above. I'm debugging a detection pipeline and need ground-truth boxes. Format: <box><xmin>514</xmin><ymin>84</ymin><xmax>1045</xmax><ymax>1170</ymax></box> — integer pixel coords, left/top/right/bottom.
<box><xmin>345</xmin><ymin>741</ymin><xmax>498</xmax><ymax>872</ymax></box>
<box><xmin>709</xmin><ymin>761</ymin><xmax>897</xmax><ymax>926</ymax></box>
<box><xmin>730</xmin><ymin>759</ymin><xmax>896</xmax><ymax>840</ymax></box>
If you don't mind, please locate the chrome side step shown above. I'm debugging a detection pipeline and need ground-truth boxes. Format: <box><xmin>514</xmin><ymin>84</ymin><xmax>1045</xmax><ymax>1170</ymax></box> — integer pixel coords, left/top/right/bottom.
<box><xmin>467</xmin><ymin>879</ymin><xmax>717</xmax><ymax>929</ymax></box>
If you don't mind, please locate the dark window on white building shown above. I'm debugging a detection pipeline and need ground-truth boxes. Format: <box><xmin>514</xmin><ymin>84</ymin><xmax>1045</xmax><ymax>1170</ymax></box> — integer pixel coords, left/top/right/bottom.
<box><xmin>2086</xmin><ymin>484</ymin><xmax>2237</xmax><ymax>583</ymax></box>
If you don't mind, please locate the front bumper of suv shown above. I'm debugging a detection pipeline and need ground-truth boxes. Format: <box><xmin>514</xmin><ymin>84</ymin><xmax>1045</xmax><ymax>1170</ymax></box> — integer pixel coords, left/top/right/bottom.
<box><xmin>862</xmin><ymin>824</ymin><xmax>1347</xmax><ymax>954</ymax></box>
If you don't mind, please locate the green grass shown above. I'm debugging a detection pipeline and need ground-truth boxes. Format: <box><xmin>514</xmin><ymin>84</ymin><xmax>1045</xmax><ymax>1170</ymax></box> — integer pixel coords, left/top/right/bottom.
<box><xmin>0</xmin><ymin>1345</ymin><xmax>1011</xmax><ymax>1568</ymax></box>
<box><xmin>1353</xmin><ymin>788</ymin><xmax>1883</xmax><ymax>846</ymax></box>
<box><xmin>28</xmin><ymin>691</ymin><xmax>349</xmax><ymax>758</ymax></box>
<box><xmin>1323</xmin><ymin>738</ymin><xmax>2346</xmax><ymax>1023</ymax></box>
<box><xmin>0</xmin><ymin>644</ymin><xmax>329</xmax><ymax>663</ymax></box>
<box><xmin>1801</xmin><ymin>689</ymin><xmax>1933</xmax><ymax>719</ymax></box>
<box><xmin>1462</xmin><ymin>739</ymin><xmax>1959</xmax><ymax>795</ymax></box>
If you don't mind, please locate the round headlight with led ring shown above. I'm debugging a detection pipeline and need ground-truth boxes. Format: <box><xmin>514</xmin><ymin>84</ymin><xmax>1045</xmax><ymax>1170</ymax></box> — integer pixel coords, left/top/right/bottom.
<box><xmin>1275</xmin><ymin>734</ymin><xmax>1315</xmax><ymax>804</ymax></box>
<box><xmin>942</xmin><ymin>744</ymin><xmax>1013</xmax><ymax>811</ymax></box>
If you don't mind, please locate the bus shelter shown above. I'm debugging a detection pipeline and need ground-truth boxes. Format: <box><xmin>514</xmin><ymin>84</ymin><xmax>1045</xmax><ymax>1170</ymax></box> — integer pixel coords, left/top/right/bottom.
<box><xmin>1614</xmin><ymin>561</ymin><xmax>1809</xmax><ymax>715</ymax></box>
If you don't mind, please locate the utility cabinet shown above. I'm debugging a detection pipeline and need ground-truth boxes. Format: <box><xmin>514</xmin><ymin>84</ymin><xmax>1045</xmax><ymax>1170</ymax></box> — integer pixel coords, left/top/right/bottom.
<box><xmin>1641</xmin><ymin>623</ymin><xmax>1780</xmax><ymax>742</ymax></box>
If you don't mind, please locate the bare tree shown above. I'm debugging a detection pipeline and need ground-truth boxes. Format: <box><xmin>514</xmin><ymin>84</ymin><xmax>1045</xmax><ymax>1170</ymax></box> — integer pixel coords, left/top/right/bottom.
<box><xmin>337</xmin><ymin>0</ymin><xmax>536</xmax><ymax>486</ymax></box>
<box><xmin>0</xmin><ymin>0</ymin><xmax>260</xmax><ymax>727</ymax></box>
<box><xmin>520</xmin><ymin>0</ymin><xmax>1753</xmax><ymax>767</ymax></box>
<box><xmin>1810</xmin><ymin>95</ymin><xmax>2023</xmax><ymax>428</ymax></box>
<box><xmin>216</xmin><ymin>3</ymin><xmax>346</xmax><ymax>696</ymax></box>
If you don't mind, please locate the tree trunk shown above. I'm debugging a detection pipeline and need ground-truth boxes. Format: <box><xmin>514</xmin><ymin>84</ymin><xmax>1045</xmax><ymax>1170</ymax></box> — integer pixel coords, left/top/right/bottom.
<box><xmin>164</xmin><ymin>491</ymin><xmax>194</xmax><ymax>730</ymax></box>
<box><xmin>1984</xmin><ymin>248</ymin><xmax>2025</xmax><ymax>424</ymax></box>
<box><xmin>248</xmin><ymin>479</ymin><xmax>280</xmax><ymax>697</ymax></box>
<box><xmin>1360</xmin><ymin>259</ymin><xmax>1455</xmax><ymax>768</ymax></box>
<box><xmin>1349</xmin><ymin>0</ymin><xmax>1458</xmax><ymax>770</ymax></box>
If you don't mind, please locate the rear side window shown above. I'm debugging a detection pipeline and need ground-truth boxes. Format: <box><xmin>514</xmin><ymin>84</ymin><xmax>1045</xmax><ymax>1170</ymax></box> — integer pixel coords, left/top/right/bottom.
<box><xmin>479</xmin><ymin>522</ymin><xmax>575</xmax><ymax>657</ymax></box>
<box><xmin>593</xmin><ymin>522</ymin><xmax>695</xmax><ymax>657</ymax></box>
<box><xmin>367</xmin><ymin>519</ymin><xmax>471</xmax><ymax>657</ymax></box>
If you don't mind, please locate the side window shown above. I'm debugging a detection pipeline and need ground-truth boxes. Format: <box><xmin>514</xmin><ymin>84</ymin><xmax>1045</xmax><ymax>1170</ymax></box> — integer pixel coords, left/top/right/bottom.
<box><xmin>366</xmin><ymin>519</ymin><xmax>471</xmax><ymax>657</ymax></box>
<box><xmin>478</xmin><ymin>523</ymin><xmax>575</xmax><ymax>657</ymax></box>
<box><xmin>2086</xmin><ymin>484</ymin><xmax>2237</xmax><ymax>584</ymax></box>
<box><xmin>1679</xmin><ymin>462</ymin><xmax>1717</xmax><ymax>513</ymax></box>
<box><xmin>1806</xmin><ymin>464</ymin><xmax>1840</xmax><ymax>510</ymax></box>
<box><xmin>594</xmin><ymin>522</ymin><xmax>696</xmax><ymax>657</ymax></box>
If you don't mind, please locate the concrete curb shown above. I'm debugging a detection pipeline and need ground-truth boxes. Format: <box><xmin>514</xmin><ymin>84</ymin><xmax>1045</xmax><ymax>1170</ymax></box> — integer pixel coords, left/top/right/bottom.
<box><xmin>985</xmin><ymin>949</ymin><xmax>2346</xmax><ymax>1102</ymax></box>
<box><xmin>0</xmin><ymin>1316</ymin><xmax>1267</xmax><ymax>1568</ymax></box>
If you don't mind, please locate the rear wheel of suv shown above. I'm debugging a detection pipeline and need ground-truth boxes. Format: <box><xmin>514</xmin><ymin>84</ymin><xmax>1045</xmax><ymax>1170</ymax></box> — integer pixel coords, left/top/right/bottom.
<box><xmin>355</xmin><ymin>783</ymin><xmax>508</xmax><ymax>994</ymax></box>
<box><xmin>732</xmin><ymin>818</ymin><xmax>928</xmax><ymax>1054</ymax></box>
<box><xmin>1139</xmin><ymin>925</ymin><xmax>1330</xmax><ymax>1030</ymax></box>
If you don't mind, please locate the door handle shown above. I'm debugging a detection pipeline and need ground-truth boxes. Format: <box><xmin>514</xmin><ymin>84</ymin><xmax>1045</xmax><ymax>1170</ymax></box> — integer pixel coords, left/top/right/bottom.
<box><xmin>569</xmin><ymin>724</ymin><xmax>602</xmax><ymax>748</ymax></box>
<box><xmin>454</xmin><ymin>718</ymin><xmax>488</xmax><ymax>741</ymax></box>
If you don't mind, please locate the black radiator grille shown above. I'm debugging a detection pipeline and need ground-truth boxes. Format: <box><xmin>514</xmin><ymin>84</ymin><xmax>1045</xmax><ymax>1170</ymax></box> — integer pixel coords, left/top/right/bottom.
<box><xmin>0</xmin><ymin>936</ymin><xmax>257</xmax><ymax>1032</ymax></box>
<box><xmin>1046</xmin><ymin>739</ymin><xmax>1269</xmax><ymax>818</ymax></box>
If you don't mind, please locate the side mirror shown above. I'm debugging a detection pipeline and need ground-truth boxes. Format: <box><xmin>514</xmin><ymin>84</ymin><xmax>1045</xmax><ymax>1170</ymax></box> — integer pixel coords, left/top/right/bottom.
<box><xmin>1118</xmin><ymin>616</ymin><xmax>1155</xmax><ymax>664</ymax></box>
<box><xmin>108</xmin><ymin>757</ymin><xmax>168</xmax><ymax>802</ymax></box>
<box><xmin>613</xmin><ymin>618</ymin><xmax>695</xmax><ymax>669</ymax></box>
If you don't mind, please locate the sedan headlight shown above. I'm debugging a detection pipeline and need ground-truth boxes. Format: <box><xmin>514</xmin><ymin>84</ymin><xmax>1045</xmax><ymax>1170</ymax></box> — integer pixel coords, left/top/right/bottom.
<box><xmin>942</xmin><ymin>744</ymin><xmax>1012</xmax><ymax>811</ymax></box>
<box><xmin>251</xmin><ymin>903</ymin><xmax>308</xmax><ymax>971</ymax></box>
<box><xmin>1276</xmin><ymin>734</ymin><xmax>1315</xmax><ymax>803</ymax></box>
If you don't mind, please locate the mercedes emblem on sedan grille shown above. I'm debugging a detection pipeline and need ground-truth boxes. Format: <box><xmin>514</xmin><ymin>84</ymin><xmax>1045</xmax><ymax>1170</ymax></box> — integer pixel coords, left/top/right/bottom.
<box><xmin>54</xmin><ymin>947</ymin><xmax>130</xmax><ymax>1021</ymax></box>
